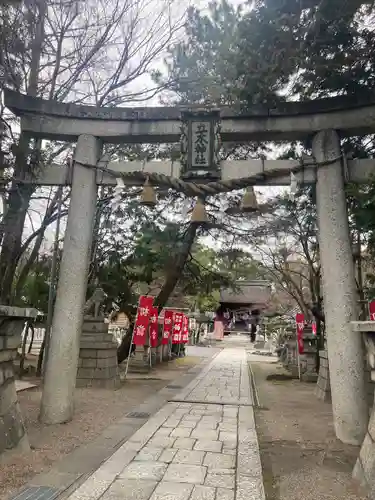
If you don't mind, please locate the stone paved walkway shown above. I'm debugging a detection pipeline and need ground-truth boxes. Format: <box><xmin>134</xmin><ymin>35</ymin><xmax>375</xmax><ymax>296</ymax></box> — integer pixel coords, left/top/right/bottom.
<box><xmin>66</xmin><ymin>348</ymin><xmax>264</xmax><ymax>500</ymax></box>
<box><xmin>170</xmin><ymin>349</ymin><xmax>251</xmax><ymax>406</ymax></box>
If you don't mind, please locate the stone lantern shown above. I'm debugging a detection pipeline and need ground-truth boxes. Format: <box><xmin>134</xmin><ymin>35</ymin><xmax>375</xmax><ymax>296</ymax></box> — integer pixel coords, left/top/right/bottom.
<box><xmin>180</xmin><ymin>109</ymin><xmax>221</xmax><ymax>183</ymax></box>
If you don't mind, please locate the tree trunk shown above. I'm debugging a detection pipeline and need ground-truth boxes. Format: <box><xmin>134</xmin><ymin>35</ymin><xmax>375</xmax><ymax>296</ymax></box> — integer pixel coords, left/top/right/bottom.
<box><xmin>0</xmin><ymin>0</ymin><xmax>46</xmax><ymax>304</ymax></box>
<box><xmin>154</xmin><ymin>222</ymin><xmax>198</xmax><ymax>311</ymax></box>
<box><xmin>0</xmin><ymin>178</ymin><xmax>34</xmax><ymax>303</ymax></box>
<box><xmin>117</xmin><ymin>222</ymin><xmax>199</xmax><ymax>364</ymax></box>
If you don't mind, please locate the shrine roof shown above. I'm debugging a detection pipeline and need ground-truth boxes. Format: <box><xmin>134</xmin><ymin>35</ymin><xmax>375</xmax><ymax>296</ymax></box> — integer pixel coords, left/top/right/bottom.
<box><xmin>219</xmin><ymin>280</ymin><xmax>272</xmax><ymax>306</ymax></box>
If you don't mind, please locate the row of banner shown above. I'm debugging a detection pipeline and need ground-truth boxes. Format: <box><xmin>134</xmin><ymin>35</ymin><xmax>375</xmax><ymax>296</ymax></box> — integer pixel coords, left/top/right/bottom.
<box><xmin>295</xmin><ymin>301</ymin><xmax>375</xmax><ymax>354</ymax></box>
<box><xmin>133</xmin><ymin>295</ymin><xmax>189</xmax><ymax>347</ymax></box>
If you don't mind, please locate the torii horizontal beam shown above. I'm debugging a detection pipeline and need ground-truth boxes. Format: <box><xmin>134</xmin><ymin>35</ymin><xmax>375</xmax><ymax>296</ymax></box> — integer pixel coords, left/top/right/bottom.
<box><xmin>5</xmin><ymin>89</ymin><xmax>375</xmax><ymax>143</ymax></box>
<box><xmin>18</xmin><ymin>158</ymin><xmax>375</xmax><ymax>187</ymax></box>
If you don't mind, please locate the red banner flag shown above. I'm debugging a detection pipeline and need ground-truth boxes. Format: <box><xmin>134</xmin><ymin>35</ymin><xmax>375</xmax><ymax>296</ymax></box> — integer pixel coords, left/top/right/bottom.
<box><xmin>149</xmin><ymin>307</ymin><xmax>159</xmax><ymax>348</ymax></box>
<box><xmin>369</xmin><ymin>301</ymin><xmax>375</xmax><ymax>321</ymax></box>
<box><xmin>182</xmin><ymin>314</ymin><xmax>189</xmax><ymax>344</ymax></box>
<box><xmin>172</xmin><ymin>312</ymin><xmax>183</xmax><ymax>344</ymax></box>
<box><xmin>312</xmin><ymin>322</ymin><xmax>317</xmax><ymax>335</ymax></box>
<box><xmin>133</xmin><ymin>296</ymin><xmax>154</xmax><ymax>346</ymax></box>
<box><xmin>162</xmin><ymin>310</ymin><xmax>174</xmax><ymax>345</ymax></box>
<box><xmin>296</xmin><ymin>313</ymin><xmax>305</xmax><ymax>354</ymax></box>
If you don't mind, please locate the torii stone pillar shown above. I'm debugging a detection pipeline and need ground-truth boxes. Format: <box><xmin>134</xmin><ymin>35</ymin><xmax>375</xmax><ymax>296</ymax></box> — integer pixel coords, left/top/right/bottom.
<box><xmin>313</xmin><ymin>129</ymin><xmax>368</xmax><ymax>445</ymax></box>
<box><xmin>40</xmin><ymin>134</ymin><xmax>101</xmax><ymax>424</ymax></box>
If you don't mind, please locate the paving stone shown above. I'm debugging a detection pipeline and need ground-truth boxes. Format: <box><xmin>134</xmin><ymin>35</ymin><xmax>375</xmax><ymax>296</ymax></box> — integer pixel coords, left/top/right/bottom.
<box><xmin>219</xmin><ymin>432</ymin><xmax>237</xmax><ymax>443</ymax></box>
<box><xmin>181</xmin><ymin>415</ymin><xmax>201</xmax><ymax>423</ymax></box>
<box><xmin>159</xmin><ymin>448</ymin><xmax>177</xmax><ymax>463</ymax></box>
<box><xmin>204</xmin><ymin>471</ymin><xmax>235</xmax><ymax>489</ymax></box>
<box><xmin>149</xmin><ymin>482</ymin><xmax>193</xmax><ymax>500</ymax></box>
<box><xmin>147</xmin><ymin>436</ymin><xmax>176</xmax><ymax>449</ymax></box>
<box><xmin>218</xmin><ymin>424</ymin><xmax>237</xmax><ymax>432</ymax></box>
<box><xmin>222</xmin><ymin>440</ymin><xmax>236</xmax><ymax>450</ymax></box>
<box><xmin>222</xmin><ymin>448</ymin><xmax>236</xmax><ymax>455</ymax></box>
<box><xmin>163</xmin><ymin>419</ymin><xmax>181</xmax><ymax>428</ymax></box>
<box><xmin>179</xmin><ymin>420</ymin><xmax>197</xmax><ymax>429</ymax></box>
<box><xmin>153</xmin><ymin>428</ymin><xmax>171</xmax><ymax>437</ymax></box>
<box><xmin>121</xmin><ymin>461</ymin><xmax>168</xmax><ymax>481</ymax></box>
<box><xmin>189</xmin><ymin>485</ymin><xmax>216</xmax><ymax>500</ymax></box>
<box><xmin>190</xmin><ymin>409</ymin><xmax>207</xmax><ymax>416</ymax></box>
<box><xmin>134</xmin><ymin>447</ymin><xmax>163</xmax><ymax>462</ymax></box>
<box><xmin>191</xmin><ymin>429</ymin><xmax>219</xmax><ymax>441</ymax></box>
<box><xmin>173</xmin><ymin>438</ymin><xmax>196</xmax><ymax>450</ymax></box>
<box><xmin>206</xmin><ymin>405</ymin><xmax>223</xmax><ymax>411</ymax></box>
<box><xmin>163</xmin><ymin>463</ymin><xmax>207</xmax><ymax>485</ymax></box>
<box><xmin>221</xmin><ymin>418</ymin><xmax>237</xmax><ymax>426</ymax></box>
<box><xmin>173</xmin><ymin>449</ymin><xmax>205</xmax><ymax>465</ymax></box>
<box><xmin>200</xmin><ymin>417</ymin><xmax>221</xmax><ymax>424</ymax></box>
<box><xmin>174</xmin><ymin>408</ymin><xmax>191</xmax><ymax>416</ymax></box>
<box><xmin>195</xmin><ymin>422</ymin><xmax>218</xmax><ymax>430</ymax></box>
<box><xmin>102</xmin><ymin>478</ymin><xmax>157</xmax><ymax>500</ymax></box>
<box><xmin>223</xmin><ymin>409</ymin><xmax>238</xmax><ymax>417</ymax></box>
<box><xmin>201</xmin><ymin>410</ymin><xmax>223</xmax><ymax>417</ymax></box>
<box><xmin>203</xmin><ymin>452</ymin><xmax>235</xmax><ymax>470</ymax></box>
<box><xmin>209</xmin><ymin>468</ymin><xmax>235</xmax><ymax>476</ymax></box>
<box><xmin>194</xmin><ymin>440</ymin><xmax>223</xmax><ymax>453</ymax></box>
<box><xmin>216</xmin><ymin>488</ymin><xmax>235</xmax><ymax>500</ymax></box>
<box><xmin>170</xmin><ymin>427</ymin><xmax>192</xmax><ymax>438</ymax></box>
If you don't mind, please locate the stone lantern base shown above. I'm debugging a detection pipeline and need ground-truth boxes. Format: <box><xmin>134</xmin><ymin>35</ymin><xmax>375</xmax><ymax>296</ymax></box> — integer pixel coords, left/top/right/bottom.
<box><xmin>76</xmin><ymin>317</ymin><xmax>120</xmax><ymax>389</ymax></box>
<box><xmin>0</xmin><ymin>307</ymin><xmax>38</xmax><ymax>457</ymax></box>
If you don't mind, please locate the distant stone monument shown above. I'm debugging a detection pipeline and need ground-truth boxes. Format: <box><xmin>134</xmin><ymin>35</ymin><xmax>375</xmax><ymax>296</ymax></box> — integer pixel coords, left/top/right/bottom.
<box><xmin>76</xmin><ymin>288</ymin><xmax>120</xmax><ymax>389</ymax></box>
<box><xmin>280</xmin><ymin>326</ymin><xmax>318</xmax><ymax>382</ymax></box>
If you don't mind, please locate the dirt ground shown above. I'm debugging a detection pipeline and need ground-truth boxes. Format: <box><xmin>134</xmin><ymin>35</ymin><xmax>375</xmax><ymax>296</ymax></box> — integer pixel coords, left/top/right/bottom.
<box><xmin>0</xmin><ymin>355</ymin><xmax>203</xmax><ymax>500</ymax></box>
<box><xmin>251</xmin><ymin>359</ymin><xmax>370</xmax><ymax>500</ymax></box>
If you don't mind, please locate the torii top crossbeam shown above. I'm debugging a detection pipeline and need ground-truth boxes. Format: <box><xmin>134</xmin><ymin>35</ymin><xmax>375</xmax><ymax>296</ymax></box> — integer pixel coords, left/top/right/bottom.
<box><xmin>5</xmin><ymin>89</ymin><xmax>375</xmax><ymax>143</ymax></box>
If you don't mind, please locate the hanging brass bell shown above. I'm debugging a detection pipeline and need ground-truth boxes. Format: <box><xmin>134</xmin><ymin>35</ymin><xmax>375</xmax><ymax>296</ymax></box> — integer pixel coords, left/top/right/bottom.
<box><xmin>191</xmin><ymin>198</ymin><xmax>208</xmax><ymax>224</ymax></box>
<box><xmin>140</xmin><ymin>177</ymin><xmax>157</xmax><ymax>207</ymax></box>
<box><xmin>240</xmin><ymin>186</ymin><xmax>258</xmax><ymax>213</ymax></box>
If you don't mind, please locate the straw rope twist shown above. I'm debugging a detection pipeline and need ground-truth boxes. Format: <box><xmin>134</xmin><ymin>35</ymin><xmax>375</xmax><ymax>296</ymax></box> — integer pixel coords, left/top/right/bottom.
<box><xmin>97</xmin><ymin>155</ymin><xmax>341</xmax><ymax>198</ymax></box>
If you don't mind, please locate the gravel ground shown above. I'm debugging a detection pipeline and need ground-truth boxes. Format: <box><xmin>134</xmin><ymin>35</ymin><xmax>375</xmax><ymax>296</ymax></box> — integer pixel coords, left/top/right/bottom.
<box><xmin>251</xmin><ymin>359</ymin><xmax>370</xmax><ymax>500</ymax></box>
<box><xmin>0</xmin><ymin>356</ymin><xmax>203</xmax><ymax>500</ymax></box>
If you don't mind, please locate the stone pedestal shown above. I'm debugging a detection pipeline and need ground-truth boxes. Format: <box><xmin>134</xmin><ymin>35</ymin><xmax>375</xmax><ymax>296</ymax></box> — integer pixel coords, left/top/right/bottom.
<box><xmin>315</xmin><ymin>350</ymin><xmax>331</xmax><ymax>401</ymax></box>
<box><xmin>161</xmin><ymin>343</ymin><xmax>171</xmax><ymax>361</ymax></box>
<box><xmin>352</xmin><ymin>321</ymin><xmax>375</xmax><ymax>494</ymax></box>
<box><xmin>0</xmin><ymin>306</ymin><xmax>37</xmax><ymax>457</ymax></box>
<box><xmin>281</xmin><ymin>331</ymin><xmax>318</xmax><ymax>381</ymax></box>
<box><xmin>299</xmin><ymin>335</ymin><xmax>319</xmax><ymax>383</ymax></box>
<box><xmin>77</xmin><ymin>318</ymin><xmax>120</xmax><ymax>389</ymax></box>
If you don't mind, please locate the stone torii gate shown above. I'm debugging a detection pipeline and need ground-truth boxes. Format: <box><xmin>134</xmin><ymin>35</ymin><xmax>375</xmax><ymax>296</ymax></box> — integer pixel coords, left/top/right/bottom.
<box><xmin>4</xmin><ymin>89</ymin><xmax>375</xmax><ymax>447</ymax></box>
